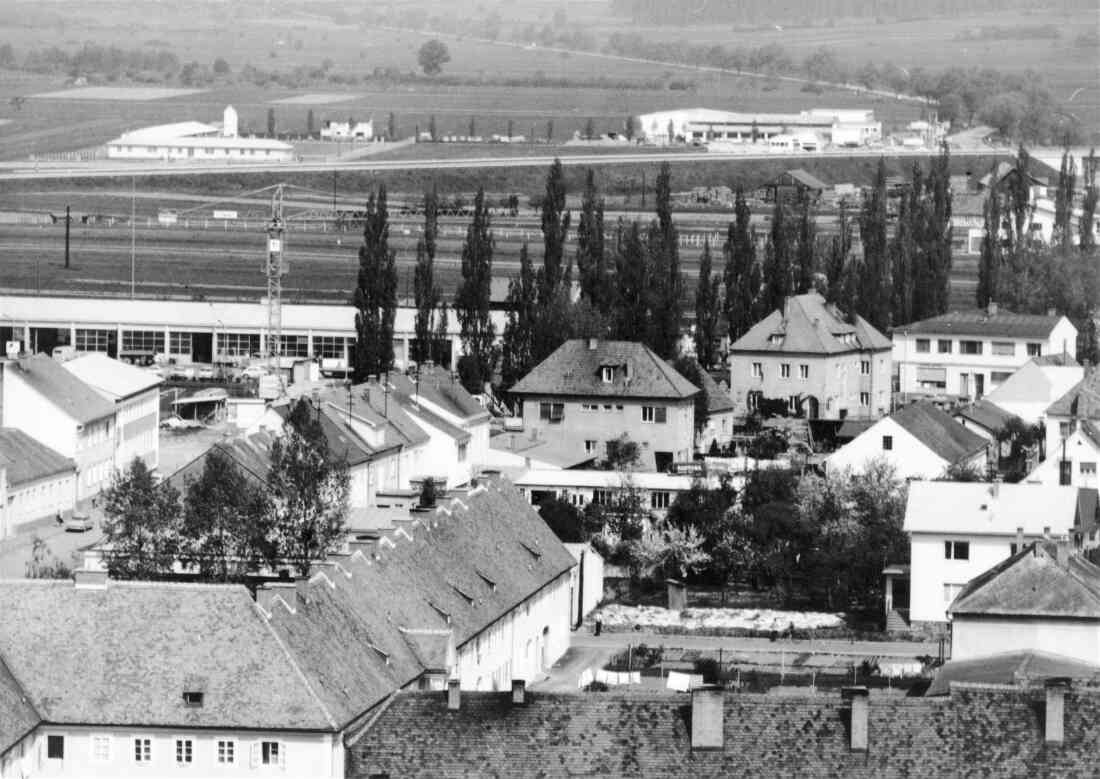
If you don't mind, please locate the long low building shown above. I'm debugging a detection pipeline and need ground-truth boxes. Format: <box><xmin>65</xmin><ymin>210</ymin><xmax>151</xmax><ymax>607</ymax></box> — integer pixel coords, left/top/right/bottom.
<box><xmin>105</xmin><ymin>106</ymin><xmax>294</xmax><ymax>162</ymax></box>
<box><xmin>637</xmin><ymin>107</ymin><xmax>882</xmax><ymax>147</ymax></box>
<box><xmin>0</xmin><ymin>294</ymin><xmax>508</xmax><ymax>372</ymax></box>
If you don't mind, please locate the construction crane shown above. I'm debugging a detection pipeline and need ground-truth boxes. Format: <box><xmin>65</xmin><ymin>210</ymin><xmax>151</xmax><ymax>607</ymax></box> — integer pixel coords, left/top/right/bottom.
<box><xmin>265</xmin><ymin>184</ymin><xmax>288</xmax><ymax>383</ymax></box>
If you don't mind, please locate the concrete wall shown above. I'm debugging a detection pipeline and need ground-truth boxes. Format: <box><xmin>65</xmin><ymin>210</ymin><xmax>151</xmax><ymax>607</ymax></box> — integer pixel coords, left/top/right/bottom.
<box><xmin>952</xmin><ymin>616</ymin><xmax>1100</xmax><ymax>664</ymax></box>
<box><xmin>517</xmin><ymin>395</ymin><xmax>695</xmax><ymax>470</ymax></box>
<box><xmin>0</xmin><ymin>727</ymin><xmax>342</xmax><ymax>779</ymax></box>
<box><xmin>910</xmin><ymin>533</ymin><xmax>1029</xmax><ymax>624</ymax></box>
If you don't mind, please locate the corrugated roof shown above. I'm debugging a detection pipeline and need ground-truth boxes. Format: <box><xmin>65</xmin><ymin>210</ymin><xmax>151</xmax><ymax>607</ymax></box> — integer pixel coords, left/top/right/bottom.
<box><xmin>891</xmin><ymin>401</ymin><xmax>988</xmax><ymax>464</ymax></box>
<box><xmin>62</xmin><ymin>353</ymin><xmax>161</xmax><ymax>400</ymax></box>
<box><xmin>927</xmin><ymin>650</ymin><xmax>1100</xmax><ymax>697</ymax></box>
<box><xmin>6</xmin><ymin>354</ymin><xmax>116</xmax><ymax>424</ymax></box>
<box><xmin>950</xmin><ymin>543</ymin><xmax>1100</xmax><ymax>619</ymax></box>
<box><xmin>903</xmin><ymin>482</ymin><xmax>1082</xmax><ymax>536</ymax></box>
<box><xmin>0</xmin><ymin>580</ymin><xmax>335</xmax><ymax>731</ymax></box>
<box><xmin>0</xmin><ymin>428</ymin><xmax>74</xmax><ymax>487</ymax></box>
<box><xmin>730</xmin><ymin>292</ymin><xmax>891</xmax><ymax>354</ymax></box>
<box><xmin>1047</xmin><ymin>371</ymin><xmax>1100</xmax><ymax>419</ymax></box>
<box><xmin>510</xmin><ymin>340</ymin><xmax>699</xmax><ymax>400</ymax></box>
<box><xmin>894</xmin><ymin>310</ymin><xmax>1067</xmax><ymax>339</ymax></box>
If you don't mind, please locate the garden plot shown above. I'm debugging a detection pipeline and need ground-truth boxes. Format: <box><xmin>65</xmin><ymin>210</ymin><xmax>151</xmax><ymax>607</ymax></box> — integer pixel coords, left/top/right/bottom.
<box><xmin>596</xmin><ymin>604</ymin><xmax>844</xmax><ymax>633</ymax></box>
<box><xmin>271</xmin><ymin>93</ymin><xmax>360</xmax><ymax>105</ymax></box>
<box><xmin>31</xmin><ymin>87</ymin><xmax>206</xmax><ymax>101</ymax></box>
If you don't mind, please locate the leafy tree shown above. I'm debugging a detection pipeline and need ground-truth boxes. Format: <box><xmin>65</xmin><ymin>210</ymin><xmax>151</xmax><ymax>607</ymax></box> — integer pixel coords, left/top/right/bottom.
<box><xmin>468</xmin><ymin>115</ymin><xmax>476</xmax><ymax>138</ymax></box>
<box><xmin>428</xmin><ymin>114</ymin><xmax>437</xmax><ymax>141</ymax></box>
<box><xmin>856</xmin><ymin>158</ymin><xmax>891</xmax><ymax>330</ymax></box>
<box><xmin>1053</xmin><ymin>149</ymin><xmax>1077</xmax><ymax>251</ymax></box>
<box><xmin>101</xmin><ymin>457</ymin><xmax>183</xmax><ymax>580</ymax></box>
<box><xmin>455</xmin><ymin>188</ymin><xmax>498</xmax><ymax>394</ymax></box>
<box><xmin>693</xmin><ymin>239</ymin><xmax>721</xmax><ymax>369</ymax></box>
<box><xmin>584</xmin><ymin>117</ymin><xmax>596</xmax><ymax>140</ymax></box>
<box><xmin>611</xmin><ymin>220</ymin><xmax>650</xmax><ymax>341</ymax></box>
<box><xmin>212</xmin><ymin>56</ymin><xmax>230</xmax><ymax>76</ymax></box>
<box><xmin>501</xmin><ymin>243</ymin><xmax>538</xmax><ymax>390</ymax></box>
<box><xmin>665</xmin><ymin>476</ymin><xmax>739</xmax><ymax>582</ymax></box>
<box><xmin>506</xmin><ymin>119</ymin><xmax>514</xmax><ymax>139</ymax></box>
<box><xmin>419</xmin><ymin>477</ymin><xmax>438</xmax><ymax>508</ymax></box>
<box><xmin>575</xmin><ymin>168</ymin><xmax>608</xmax><ymax>312</ymax></box>
<box><xmin>629</xmin><ymin>520</ymin><xmax>710</xmax><ymax>581</ymax></box>
<box><xmin>1081</xmin><ymin>149</ymin><xmax>1098</xmax><ymax>252</ymax></box>
<box><xmin>761</xmin><ymin>197</ymin><xmax>793</xmax><ymax>314</ymax></box>
<box><xmin>977</xmin><ymin>175</ymin><xmax>1005</xmax><ymax>309</ymax></box>
<box><xmin>353</xmin><ymin>186</ymin><xmax>398</xmax><ymax>381</ymax></box>
<box><xmin>266</xmin><ymin>107</ymin><xmax>276</xmax><ymax>137</ymax></box>
<box><xmin>823</xmin><ymin>203</ymin><xmax>853</xmax><ymax>307</ymax></box>
<box><xmin>602</xmin><ymin>434</ymin><xmax>640</xmax><ymax>470</ymax></box>
<box><xmin>413</xmin><ymin>186</ymin><xmax>445</xmax><ymax>365</ymax></box>
<box><xmin>723</xmin><ymin>189</ymin><xmax>759</xmax><ymax>342</ymax></box>
<box><xmin>417</xmin><ymin>39</ymin><xmax>451</xmax><ymax>76</ymax></box>
<box><xmin>794</xmin><ymin>192</ymin><xmax>816</xmax><ymax>293</ymax></box>
<box><xmin>306</xmin><ymin>108</ymin><xmax>315</xmax><ymax>137</ymax></box>
<box><xmin>25</xmin><ymin>536</ymin><xmax>73</xmax><ymax>579</ymax></box>
<box><xmin>646</xmin><ymin>162</ymin><xmax>682</xmax><ymax>359</ymax></box>
<box><xmin>387</xmin><ymin>112</ymin><xmax>396</xmax><ymax>140</ymax></box>
<box><xmin>546</xmin><ymin>119</ymin><xmax>554</xmax><ymax>142</ymax></box>
<box><xmin>673</xmin><ymin>356</ymin><xmax>710</xmax><ymax>434</ymax></box>
<box><xmin>624</xmin><ymin>114</ymin><xmax>637</xmax><ymax>141</ymax></box>
<box><xmin>539</xmin><ymin>158</ymin><xmax>571</xmax><ymax>302</ymax></box>
<box><xmin>267</xmin><ymin>427</ymin><xmax>350</xmax><ymax>576</ymax></box>
<box><xmin>286</xmin><ymin>397</ymin><xmax>327</xmax><ymax>455</ymax></box>
<box><xmin>538</xmin><ymin>496</ymin><xmax>585</xmax><ymax>542</ymax></box>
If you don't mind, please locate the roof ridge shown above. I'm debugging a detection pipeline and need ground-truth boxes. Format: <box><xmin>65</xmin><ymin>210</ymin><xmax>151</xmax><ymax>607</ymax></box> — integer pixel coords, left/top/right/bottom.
<box><xmin>642</xmin><ymin>343</ymin><xmax>699</xmax><ymax>397</ymax></box>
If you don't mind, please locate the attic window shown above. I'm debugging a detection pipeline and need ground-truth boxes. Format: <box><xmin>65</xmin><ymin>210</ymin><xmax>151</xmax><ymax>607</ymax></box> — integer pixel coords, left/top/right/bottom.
<box><xmin>427</xmin><ymin>600</ymin><xmax>452</xmax><ymax>624</ymax></box>
<box><xmin>521</xmin><ymin>541</ymin><xmax>542</xmax><ymax>561</ymax></box>
<box><xmin>182</xmin><ymin>691</ymin><xmax>204</xmax><ymax>707</ymax></box>
<box><xmin>476</xmin><ymin>570</ymin><xmax>497</xmax><ymax>591</ymax></box>
<box><xmin>450</xmin><ymin>584</ymin><xmax>475</xmax><ymax>605</ymax></box>
<box><xmin>601</xmin><ymin>366</ymin><xmax>614</xmax><ymax>383</ymax></box>
<box><xmin>768</xmin><ymin>334</ymin><xmax>784</xmax><ymax>345</ymax></box>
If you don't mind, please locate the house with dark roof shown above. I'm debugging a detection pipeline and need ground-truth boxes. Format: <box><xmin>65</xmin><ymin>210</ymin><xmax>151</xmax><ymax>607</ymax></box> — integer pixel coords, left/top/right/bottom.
<box><xmin>826</xmin><ymin>401</ymin><xmax>989</xmax><ymax>481</ymax></box>
<box><xmin>0</xmin><ymin>354</ymin><xmax>117</xmax><ymax>499</ymax></box>
<box><xmin>729</xmin><ymin>292</ymin><xmax>892</xmax><ymax>421</ymax></box>
<box><xmin>953</xmin><ymin>397</ymin><xmax>1017</xmax><ymax>441</ymax></box>
<box><xmin>901</xmin><ymin>482</ymin><xmax>1096</xmax><ymax>629</ymax></box>
<box><xmin>893</xmin><ymin>302</ymin><xmax>1078</xmax><ymax>402</ymax></box>
<box><xmin>0</xmin><ymin>428</ymin><xmax>76</xmax><ymax>537</ymax></box>
<box><xmin>927</xmin><ymin>649</ymin><xmax>1100</xmax><ymax>696</ymax></box>
<box><xmin>695</xmin><ymin>369</ymin><xmax>735</xmax><ymax>453</ymax></box>
<box><xmin>510</xmin><ymin>339</ymin><xmax>699</xmax><ymax>471</ymax></box>
<box><xmin>949</xmin><ymin>543</ymin><xmax>1100</xmax><ymax>666</ymax></box>
<box><xmin>164</xmin><ymin>432</ymin><xmax>276</xmax><ymax>496</ymax></box>
<box><xmin>348</xmin><ymin>682</ymin><xmax>1100</xmax><ymax>778</ymax></box>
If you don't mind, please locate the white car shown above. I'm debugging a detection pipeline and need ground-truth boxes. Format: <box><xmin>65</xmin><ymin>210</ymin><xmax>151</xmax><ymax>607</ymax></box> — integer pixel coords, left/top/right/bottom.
<box><xmin>63</xmin><ymin>512</ymin><xmax>94</xmax><ymax>532</ymax></box>
<box><xmin>241</xmin><ymin>366</ymin><xmax>268</xmax><ymax>380</ymax></box>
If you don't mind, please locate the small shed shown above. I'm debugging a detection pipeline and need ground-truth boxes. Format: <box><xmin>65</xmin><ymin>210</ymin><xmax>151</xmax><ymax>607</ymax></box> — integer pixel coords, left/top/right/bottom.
<box><xmin>764</xmin><ymin>169</ymin><xmax>828</xmax><ymax>204</ymax></box>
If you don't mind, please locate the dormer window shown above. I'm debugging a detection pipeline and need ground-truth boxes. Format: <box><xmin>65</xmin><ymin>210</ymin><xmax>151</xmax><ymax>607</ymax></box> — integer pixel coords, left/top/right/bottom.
<box><xmin>183</xmin><ymin>691</ymin><xmax>204</xmax><ymax>707</ymax></box>
<box><xmin>601</xmin><ymin>366</ymin><xmax>614</xmax><ymax>383</ymax></box>
<box><xmin>768</xmin><ymin>334</ymin><xmax>784</xmax><ymax>345</ymax></box>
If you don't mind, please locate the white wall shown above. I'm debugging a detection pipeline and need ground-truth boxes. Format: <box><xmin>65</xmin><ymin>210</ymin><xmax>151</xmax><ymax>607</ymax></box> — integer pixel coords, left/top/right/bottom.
<box><xmin>1027</xmin><ymin>427</ymin><xmax>1100</xmax><ymax>489</ymax></box>
<box><xmin>911</xmin><ymin>533</ymin><xmax>1030</xmax><ymax>624</ymax></box>
<box><xmin>952</xmin><ymin>616</ymin><xmax>1100</xmax><ymax>664</ymax></box>
<box><xmin>116</xmin><ymin>388</ymin><xmax>160</xmax><ymax>470</ymax></box>
<box><xmin>0</xmin><ymin>727</ymin><xmax>342</xmax><ymax>779</ymax></box>
<box><xmin>827</xmin><ymin>418</ymin><xmax>951</xmax><ymax>480</ymax></box>
<box><xmin>6</xmin><ymin>472</ymin><xmax>76</xmax><ymax>535</ymax></box>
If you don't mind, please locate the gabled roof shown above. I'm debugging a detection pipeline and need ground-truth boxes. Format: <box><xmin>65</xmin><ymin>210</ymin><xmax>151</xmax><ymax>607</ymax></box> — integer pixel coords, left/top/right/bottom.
<box><xmin>953</xmin><ymin>398</ymin><xmax>1015</xmax><ymax>434</ymax></box>
<box><xmin>509</xmin><ymin>340</ymin><xmax>698</xmax><ymax>399</ymax></box>
<box><xmin>891</xmin><ymin>401</ymin><xmax>988</xmax><ymax>464</ymax></box>
<box><xmin>783</xmin><ymin>168</ymin><xmax>828</xmax><ymax>190</ymax></box>
<box><xmin>0</xmin><ymin>657</ymin><xmax>38</xmax><ymax>758</ymax></box>
<box><xmin>165</xmin><ymin>432</ymin><xmax>274</xmax><ymax>494</ymax></box>
<box><xmin>317</xmin><ymin>381</ymin><xmax>431</xmax><ymax>450</ymax></box>
<box><xmin>894</xmin><ymin>310</ymin><xmax>1068</xmax><ymax>339</ymax></box>
<box><xmin>1047</xmin><ymin>370</ymin><xmax>1100</xmax><ymax>419</ymax></box>
<box><xmin>61</xmin><ymin>353</ymin><xmax>162</xmax><ymax>401</ymax></box>
<box><xmin>903</xmin><ymin>482</ymin><xmax>1083</xmax><ymax>536</ymax></box>
<box><xmin>927</xmin><ymin>650</ymin><xmax>1100</xmax><ymax>697</ymax></box>
<box><xmin>730</xmin><ymin>292</ymin><xmax>891</xmax><ymax>354</ymax></box>
<box><xmin>5</xmin><ymin>354</ymin><xmax>115</xmax><ymax>424</ymax></box>
<box><xmin>949</xmin><ymin>543</ymin><xmax>1100</xmax><ymax>619</ymax></box>
<box><xmin>390</xmin><ymin>366</ymin><xmax>488</xmax><ymax>422</ymax></box>
<box><xmin>698</xmin><ymin>368</ymin><xmax>734</xmax><ymax>414</ymax></box>
<box><xmin>0</xmin><ymin>580</ymin><xmax>335</xmax><ymax>731</ymax></box>
<box><xmin>266</xmin><ymin>477</ymin><xmax>576</xmax><ymax>725</ymax></box>
<box><xmin>0</xmin><ymin>428</ymin><xmax>75</xmax><ymax>487</ymax></box>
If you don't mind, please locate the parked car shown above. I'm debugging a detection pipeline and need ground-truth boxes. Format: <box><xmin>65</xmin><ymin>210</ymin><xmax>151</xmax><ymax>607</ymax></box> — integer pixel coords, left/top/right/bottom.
<box><xmin>63</xmin><ymin>512</ymin><xmax>94</xmax><ymax>532</ymax></box>
<box><xmin>241</xmin><ymin>365</ymin><xmax>268</xmax><ymax>380</ymax></box>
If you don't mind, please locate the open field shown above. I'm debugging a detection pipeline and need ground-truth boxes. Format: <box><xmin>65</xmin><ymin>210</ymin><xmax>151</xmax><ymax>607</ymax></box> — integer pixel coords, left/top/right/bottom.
<box><xmin>30</xmin><ymin>86</ymin><xmax>207</xmax><ymax>101</ymax></box>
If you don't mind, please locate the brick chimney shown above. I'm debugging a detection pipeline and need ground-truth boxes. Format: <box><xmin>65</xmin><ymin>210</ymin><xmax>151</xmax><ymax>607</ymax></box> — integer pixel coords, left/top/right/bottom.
<box><xmin>511</xmin><ymin>679</ymin><xmax>526</xmax><ymax>705</ymax></box>
<box><xmin>447</xmin><ymin>678</ymin><xmax>461</xmax><ymax>711</ymax></box>
<box><xmin>1045</xmin><ymin>678</ymin><xmax>1069</xmax><ymax>744</ymax></box>
<box><xmin>1016</xmin><ymin>527</ymin><xmax>1024</xmax><ymax>553</ymax></box>
<box><xmin>690</xmin><ymin>685</ymin><xmax>724</xmax><ymax>750</ymax></box>
<box><xmin>842</xmin><ymin>687</ymin><xmax>869</xmax><ymax>751</ymax></box>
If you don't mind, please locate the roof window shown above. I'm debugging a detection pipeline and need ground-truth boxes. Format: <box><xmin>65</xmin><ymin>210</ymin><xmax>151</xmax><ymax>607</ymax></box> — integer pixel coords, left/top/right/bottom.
<box><xmin>182</xmin><ymin>691</ymin><xmax>204</xmax><ymax>707</ymax></box>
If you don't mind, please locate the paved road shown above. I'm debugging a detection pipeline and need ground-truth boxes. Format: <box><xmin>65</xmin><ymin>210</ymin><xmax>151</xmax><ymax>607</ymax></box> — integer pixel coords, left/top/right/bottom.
<box><xmin>0</xmin><ymin>513</ymin><xmax>104</xmax><ymax>578</ymax></box>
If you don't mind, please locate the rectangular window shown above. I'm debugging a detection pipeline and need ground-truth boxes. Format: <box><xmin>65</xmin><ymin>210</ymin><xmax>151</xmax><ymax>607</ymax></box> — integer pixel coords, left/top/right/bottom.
<box><xmin>944</xmin><ymin>541</ymin><xmax>970</xmax><ymax>560</ymax></box>
<box><xmin>960</xmin><ymin>340</ymin><xmax>983</xmax><ymax>355</ymax></box>
<box><xmin>1027</xmin><ymin>343</ymin><xmax>1043</xmax><ymax>356</ymax></box>
<box><xmin>601</xmin><ymin>366</ymin><xmax>613</xmax><ymax>383</ymax></box>
<box><xmin>860</xmin><ymin>360</ymin><xmax>870</xmax><ymax>375</ymax></box>
<box><xmin>650</xmin><ymin>491</ymin><xmax>671</xmax><ymax>509</ymax></box>
<box><xmin>1082</xmin><ymin>462</ymin><xmax>1097</xmax><ymax>475</ymax></box>
<box><xmin>990</xmin><ymin>371</ymin><xmax>1012</xmax><ymax>384</ymax></box>
<box><xmin>937</xmin><ymin>339</ymin><xmax>953</xmax><ymax>354</ymax></box>
<box><xmin>751</xmin><ymin>362</ymin><xmax>763</xmax><ymax>379</ymax></box>
<box><xmin>799</xmin><ymin>364</ymin><xmax>809</xmax><ymax>380</ymax></box>
<box><xmin>277</xmin><ymin>334</ymin><xmax>309</xmax><ymax>358</ymax></box>
<box><xmin>261</xmin><ymin>741</ymin><xmax>281</xmax><ymax>765</ymax></box>
<box><xmin>943</xmin><ymin>583</ymin><xmax>964</xmax><ymax>603</ymax></box>
<box><xmin>859</xmin><ymin>392</ymin><xmax>870</xmax><ymax>407</ymax></box>
<box><xmin>176</xmin><ymin>739</ymin><xmax>193</xmax><ymax>764</ymax></box>
<box><xmin>585</xmin><ymin>440</ymin><xmax>598</xmax><ymax>454</ymax></box>
<box><xmin>219</xmin><ymin>332</ymin><xmax>261</xmax><ymax>357</ymax></box>
<box><xmin>991</xmin><ymin>341</ymin><xmax>1015</xmax><ymax>356</ymax></box>
<box><xmin>915</xmin><ymin>338</ymin><xmax>930</xmax><ymax>353</ymax></box>
<box><xmin>458</xmin><ymin>443</ymin><xmax>468</xmax><ymax>462</ymax></box>
<box><xmin>75</xmin><ymin>328</ymin><xmax>111</xmax><ymax>353</ymax></box>
<box><xmin>312</xmin><ymin>335</ymin><xmax>350</xmax><ymax>359</ymax></box>
<box><xmin>593</xmin><ymin>489</ymin><xmax>614</xmax><ymax>505</ymax></box>
<box><xmin>780</xmin><ymin>363</ymin><xmax>791</xmax><ymax>379</ymax></box>
<box><xmin>92</xmin><ymin>735</ymin><xmax>110</xmax><ymax>761</ymax></box>
<box><xmin>882</xmin><ymin>435</ymin><xmax>893</xmax><ymax>451</ymax></box>
<box><xmin>641</xmin><ymin>406</ymin><xmax>663</xmax><ymax>423</ymax></box>
<box><xmin>581</xmin><ymin>403</ymin><xmax>599</xmax><ymax>412</ymax></box>
<box><xmin>121</xmin><ymin>330</ymin><xmax>165</xmax><ymax>355</ymax></box>
<box><xmin>169</xmin><ymin>331</ymin><xmax>192</xmax><ymax>355</ymax></box>
<box><xmin>47</xmin><ymin>735</ymin><xmax>64</xmax><ymax>760</ymax></box>
<box><xmin>539</xmin><ymin>402</ymin><xmax>564</xmax><ymax>423</ymax></box>
<box><xmin>134</xmin><ymin>738</ymin><xmax>151</xmax><ymax>763</ymax></box>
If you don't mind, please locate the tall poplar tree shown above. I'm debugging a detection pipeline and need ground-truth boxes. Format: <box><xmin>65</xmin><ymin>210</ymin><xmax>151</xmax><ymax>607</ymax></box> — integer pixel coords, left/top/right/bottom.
<box><xmin>647</xmin><ymin>162</ymin><xmax>682</xmax><ymax>359</ymax></box>
<box><xmin>1053</xmin><ymin>149</ymin><xmax>1077</xmax><ymax>252</ymax></box>
<box><xmin>576</xmin><ymin>168</ymin><xmax>608</xmax><ymax>312</ymax></box>
<box><xmin>540</xmin><ymin>158</ymin><xmax>571</xmax><ymax>300</ymax></box>
<box><xmin>501</xmin><ymin>243</ymin><xmax>538</xmax><ymax>390</ymax></box>
<box><xmin>761</xmin><ymin>197</ymin><xmax>792</xmax><ymax>315</ymax></box>
<box><xmin>412</xmin><ymin>186</ymin><xmax>443</xmax><ymax>365</ymax></box>
<box><xmin>1079</xmin><ymin>149</ymin><xmax>1097</xmax><ymax>252</ymax></box>
<box><xmin>856</xmin><ymin>158</ymin><xmax>891</xmax><ymax>331</ymax></box>
<box><xmin>977</xmin><ymin>183</ymin><xmax>1004</xmax><ymax>309</ymax></box>
<box><xmin>794</xmin><ymin>192</ymin><xmax>816</xmax><ymax>294</ymax></box>
<box><xmin>723</xmin><ymin>188</ymin><xmax>759</xmax><ymax>342</ymax></box>
<box><xmin>693</xmin><ymin>239</ymin><xmax>721</xmax><ymax>369</ymax></box>
<box><xmin>353</xmin><ymin>186</ymin><xmax>397</xmax><ymax>381</ymax></box>
<box><xmin>455</xmin><ymin>188</ymin><xmax>497</xmax><ymax>393</ymax></box>
<box><xmin>613</xmin><ymin>221</ymin><xmax>650</xmax><ymax>341</ymax></box>
<box><xmin>922</xmin><ymin>142</ymin><xmax>953</xmax><ymax>318</ymax></box>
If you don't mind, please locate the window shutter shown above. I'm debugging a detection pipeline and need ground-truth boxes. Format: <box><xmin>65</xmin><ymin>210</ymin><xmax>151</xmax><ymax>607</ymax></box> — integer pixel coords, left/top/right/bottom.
<box><xmin>278</xmin><ymin>742</ymin><xmax>287</xmax><ymax>769</ymax></box>
<box><xmin>250</xmin><ymin>742</ymin><xmax>260</xmax><ymax>769</ymax></box>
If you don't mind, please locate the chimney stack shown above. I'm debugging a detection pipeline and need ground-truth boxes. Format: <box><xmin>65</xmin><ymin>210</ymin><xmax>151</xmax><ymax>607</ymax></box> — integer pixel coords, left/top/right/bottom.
<box><xmin>1045</xmin><ymin>678</ymin><xmax>1069</xmax><ymax>744</ymax></box>
<box><xmin>1016</xmin><ymin>527</ymin><xmax>1024</xmax><ymax>554</ymax></box>
<box><xmin>588</xmin><ymin>337</ymin><xmax>598</xmax><ymax>350</ymax></box>
<box><xmin>842</xmin><ymin>687</ymin><xmax>869</xmax><ymax>752</ymax></box>
<box><xmin>987</xmin><ymin>301</ymin><xmax>998</xmax><ymax>317</ymax></box>
<box><xmin>511</xmin><ymin>679</ymin><xmax>526</xmax><ymax>705</ymax></box>
<box><xmin>447</xmin><ymin>678</ymin><xmax>461</xmax><ymax>711</ymax></box>
<box><xmin>690</xmin><ymin>685</ymin><xmax>724</xmax><ymax>750</ymax></box>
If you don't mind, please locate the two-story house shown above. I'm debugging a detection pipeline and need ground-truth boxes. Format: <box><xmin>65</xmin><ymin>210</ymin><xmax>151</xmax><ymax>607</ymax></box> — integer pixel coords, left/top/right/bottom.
<box><xmin>62</xmin><ymin>353</ymin><xmax>162</xmax><ymax>471</ymax></box>
<box><xmin>982</xmin><ymin>354</ymin><xmax>1083</xmax><ymax>425</ymax></box>
<box><xmin>0</xmin><ymin>355</ymin><xmax>117</xmax><ymax>499</ymax></box>
<box><xmin>509</xmin><ymin>339</ymin><xmax>699</xmax><ymax>472</ymax></box>
<box><xmin>728</xmin><ymin>292</ymin><xmax>892</xmax><ymax>420</ymax></box>
<box><xmin>893</xmin><ymin>304</ymin><xmax>1078</xmax><ymax>401</ymax></box>
<box><xmin>902</xmin><ymin>481</ymin><xmax>1095</xmax><ymax>631</ymax></box>
<box><xmin>1030</xmin><ymin>368</ymin><xmax>1100</xmax><ymax>488</ymax></box>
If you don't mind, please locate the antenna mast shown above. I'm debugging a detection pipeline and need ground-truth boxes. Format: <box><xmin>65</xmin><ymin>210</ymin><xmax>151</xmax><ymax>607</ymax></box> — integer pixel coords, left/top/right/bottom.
<box><xmin>266</xmin><ymin>185</ymin><xmax>287</xmax><ymax>382</ymax></box>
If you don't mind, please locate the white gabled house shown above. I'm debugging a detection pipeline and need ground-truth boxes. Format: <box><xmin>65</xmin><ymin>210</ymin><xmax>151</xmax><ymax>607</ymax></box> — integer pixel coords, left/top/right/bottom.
<box><xmin>983</xmin><ymin>354</ymin><xmax>1083</xmax><ymax>425</ymax></box>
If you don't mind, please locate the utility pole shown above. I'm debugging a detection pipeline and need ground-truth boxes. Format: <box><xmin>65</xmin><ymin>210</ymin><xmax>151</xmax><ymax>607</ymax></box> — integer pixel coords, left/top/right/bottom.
<box><xmin>266</xmin><ymin>185</ymin><xmax>287</xmax><ymax>387</ymax></box>
<box><xmin>64</xmin><ymin>205</ymin><xmax>71</xmax><ymax>269</ymax></box>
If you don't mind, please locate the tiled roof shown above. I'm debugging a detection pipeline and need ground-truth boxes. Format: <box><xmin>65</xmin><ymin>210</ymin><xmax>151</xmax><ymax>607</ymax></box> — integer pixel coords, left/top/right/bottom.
<box><xmin>953</xmin><ymin>398</ymin><xmax>1015</xmax><ymax>434</ymax></box>
<box><xmin>0</xmin><ymin>658</ymin><xmax>38</xmax><ymax>758</ymax></box>
<box><xmin>891</xmin><ymin>401</ymin><xmax>988</xmax><ymax>463</ymax></box>
<box><xmin>783</xmin><ymin>168</ymin><xmax>828</xmax><ymax>190</ymax></box>
<box><xmin>165</xmin><ymin>432</ymin><xmax>274</xmax><ymax>494</ymax></box>
<box><xmin>903</xmin><ymin>482</ymin><xmax>1083</xmax><ymax>536</ymax></box>
<box><xmin>950</xmin><ymin>543</ymin><xmax>1100</xmax><ymax>619</ymax></box>
<box><xmin>1047</xmin><ymin>370</ymin><xmax>1100</xmax><ymax>419</ymax></box>
<box><xmin>698</xmin><ymin>368</ymin><xmax>734</xmax><ymax>414</ymax></box>
<box><xmin>6</xmin><ymin>354</ymin><xmax>115</xmax><ymax>424</ymax></box>
<box><xmin>0</xmin><ymin>580</ymin><xmax>335</xmax><ymax>731</ymax></box>
<box><xmin>894</xmin><ymin>310</ymin><xmax>1066</xmax><ymax>338</ymax></box>
<box><xmin>927</xmin><ymin>650</ymin><xmax>1100</xmax><ymax>696</ymax></box>
<box><xmin>390</xmin><ymin>366</ymin><xmax>488</xmax><ymax>421</ymax></box>
<box><xmin>316</xmin><ymin>406</ymin><xmax>375</xmax><ymax>466</ymax></box>
<box><xmin>349</xmin><ymin>686</ymin><xmax>1100</xmax><ymax>777</ymax></box>
<box><xmin>317</xmin><ymin>381</ymin><xmax>432</xmax><ymax>449</ymax></box>
<box><xmin>510</xmin><ymin>340</ymin><xmax>699</xmax><ymax>399</ymax></box>
<box><xmin>730</xmin><ymin>292</ymin><xmax>891</xmax><ymax>354</ymax></box>
<box><xmin>61</xmin><ymin>353</ymin><xmax>162</xmax><ymax>401</ymax></box>
<box><xmin>266</xmin><ymin>477</ymin><xmax>576</xmax><ymax>725</ymax></box>
<box><xmin>0</xmin><ymin>428</ymin><xmax>74</xmax><ymax>487</ymax></box>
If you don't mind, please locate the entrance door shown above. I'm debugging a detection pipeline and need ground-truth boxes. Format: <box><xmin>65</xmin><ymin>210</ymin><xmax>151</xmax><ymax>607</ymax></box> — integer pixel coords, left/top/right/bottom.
<box><xmin>959</xmin><ymin>373</ymin><xmax>970</xmax><ymax>397</ymax></box>
<box><xmin>975</xmin><ymin>373</ymin><xmax>985</xmax><ymax>399</ymax></box>
<box><xmin>1060</xmin><ymin>460</ymin><xmax>1073</xmax><ymax>486</ymax></box>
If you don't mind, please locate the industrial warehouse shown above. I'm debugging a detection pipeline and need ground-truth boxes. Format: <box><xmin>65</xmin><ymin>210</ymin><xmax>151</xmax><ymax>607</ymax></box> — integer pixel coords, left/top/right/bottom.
<box><xmin>637</xmin><ymin>107</ymin><xmax>883</xmax><ymax>149</ymax></box>
<box><xmin>105</xmin><ymin>106</ymin><xmax>295</xmax><ymax>162</ymax></box>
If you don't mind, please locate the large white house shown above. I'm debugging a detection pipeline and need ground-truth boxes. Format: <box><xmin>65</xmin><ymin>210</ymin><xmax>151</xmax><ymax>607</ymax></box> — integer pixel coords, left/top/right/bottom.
<box><xmin>826</xmin><ymin>401</ymin><xmax>989</xmax><ymax>480</ymax></box>
<box><xmin>902</xmin><ymin>481</ymin><xmax>1095</xmax><ymax>629</ymax></box>
<box><xmin>982</xmin><ymin>354</ymin><xmax>1083</xmax><ymax>425</ymax></box>
<box><xmin>892</xmin><ymin>305</ymin><xmax>1078</xmax><ymax>401</ymax></box>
